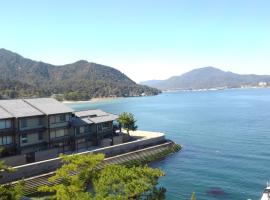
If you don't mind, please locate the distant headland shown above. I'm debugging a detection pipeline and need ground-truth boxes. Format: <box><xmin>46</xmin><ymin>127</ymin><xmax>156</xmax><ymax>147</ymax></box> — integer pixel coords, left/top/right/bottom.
<box><xmin>141</xmin><ymin>67</ymin><xmax>270</xmax><ymax>91</ymax></box>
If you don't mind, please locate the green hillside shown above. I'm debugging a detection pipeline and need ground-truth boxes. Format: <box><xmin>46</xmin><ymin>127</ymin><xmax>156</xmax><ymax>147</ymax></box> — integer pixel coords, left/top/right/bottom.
<box><xmin>0</xmin><ymin>49</ymin><xmax>160</xmax><ymax>100</ymax></box>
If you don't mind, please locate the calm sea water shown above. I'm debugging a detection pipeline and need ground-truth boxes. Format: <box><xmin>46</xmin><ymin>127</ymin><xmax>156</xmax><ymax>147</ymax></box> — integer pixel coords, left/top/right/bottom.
<box><xmin>68</xmin><ymin>89</ymin><xmax>270</xmax><ymax>200</ymax></box>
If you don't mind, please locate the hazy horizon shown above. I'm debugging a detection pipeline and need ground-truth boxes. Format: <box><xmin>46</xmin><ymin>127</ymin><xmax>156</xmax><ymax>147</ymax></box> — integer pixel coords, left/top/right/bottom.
<box><xmin>1</xmin><ymin>0</ymin><xmax>270</xmax><ymax>82</ymax></box>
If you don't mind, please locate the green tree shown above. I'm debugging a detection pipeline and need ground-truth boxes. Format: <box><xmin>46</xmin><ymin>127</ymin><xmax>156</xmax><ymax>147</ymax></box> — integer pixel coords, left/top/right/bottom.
<box><xmin>117</xmin><ymin>112</ymin><xmax>138</xmax><ymax>135</ymax></box>
<box><xmin>190</xmin><ymin>192</ymin><xmax>196</xmax><ymax>200</ymax></box>
<box><xmin>38</xmin><ymin>153</ymin><xmax>105</xmax><ymax>200</ymax></box>
<box><xmin>0</xmin><ymin>160</ymin><xmax>15</xmax><ymax>177</ymax></box>
<box><xmin>0</xmin><ymin>159</ymin><xmax>24</xmax><ymax>200</ymax></box>
<box><xmin>54</xmin><ymin>94</ymin><xmax>64</xmax><ymax>101</ymax></box>
<box><xmin>93</xmin><ymin>164</ymin><xmax>164</xmax><ymax>200</ymax></box>
<box><xmin>143</xmin><ymin>186</ymin><xmax>166</xmax><ymax>200</ymax></box>
<box><xmin>39</xmin><ymin>153</ymin><xmax>165</xmax><ymax>200</ymax></box>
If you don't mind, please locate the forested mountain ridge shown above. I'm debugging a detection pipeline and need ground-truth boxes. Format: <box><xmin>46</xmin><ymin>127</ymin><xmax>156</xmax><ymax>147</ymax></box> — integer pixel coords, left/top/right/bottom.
<box><xmin>0</xmin><ymin>49</ymin><xmax>160</xmax><ymax>100</ymax></box>
<box><xmin>141</xmin><ymin>67</ymin><xmax>270</xmax><ymax>90</ymax></box>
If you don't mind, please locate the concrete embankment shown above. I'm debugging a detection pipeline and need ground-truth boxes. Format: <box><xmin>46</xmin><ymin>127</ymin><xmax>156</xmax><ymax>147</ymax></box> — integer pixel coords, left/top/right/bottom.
<box><xmin>0</xmin><ymin>130</ymin><xmax>165</xmax><ymax>184</ymax></box>
<box><xmin>22</xmin><ymin>141</ymin><xmax>181</xmax><ymax>196</ymax></box>
<box><xmin>0</xmin><ymin>130</ymin><xmax>181</xmax><ymax>196</ymax></box>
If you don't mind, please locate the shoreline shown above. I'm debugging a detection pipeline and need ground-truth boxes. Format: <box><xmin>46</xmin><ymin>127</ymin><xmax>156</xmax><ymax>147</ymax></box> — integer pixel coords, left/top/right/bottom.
<box><xmin>61</xmin><ymin>87</ymin><xmax>270</xmax><ymax>103</ymax></box>
<box><xmin>162</xmin><ymin>86</ymin><xmax>270</xmax><ymax>93</ymax></box>
<box><xmin>62</xmin><ymin>97</ymin><xmax>123</xmax><ymax>104</ymax></box>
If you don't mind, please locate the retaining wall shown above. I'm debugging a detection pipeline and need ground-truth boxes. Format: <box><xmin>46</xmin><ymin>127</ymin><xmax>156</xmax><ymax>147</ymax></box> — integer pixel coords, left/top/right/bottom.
<box><xmin>0</xmin><ymin>131</ymin><xmax>165</xmax><ymax>184</ymax></box>
<box><xmin>15</xmin><ymin>141</ymin><xmax>177</xmax><ymax>196</ymax></box>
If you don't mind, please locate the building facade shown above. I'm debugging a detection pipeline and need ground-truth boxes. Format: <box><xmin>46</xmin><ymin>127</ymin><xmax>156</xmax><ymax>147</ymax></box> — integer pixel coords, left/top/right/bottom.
<box><xmin>0</xmin><ymin>107</ymin><xmax>15</xmax><ymax>156</ymax></box>
<box><xmin>0</xmin><ymin>98</ymin><xmax>118</xmax><ymax>161</ymax></box>
<box><xmin>71</xmin><ymin>109</ymin><xmax>118</xmax><ymax>150</ymax></box>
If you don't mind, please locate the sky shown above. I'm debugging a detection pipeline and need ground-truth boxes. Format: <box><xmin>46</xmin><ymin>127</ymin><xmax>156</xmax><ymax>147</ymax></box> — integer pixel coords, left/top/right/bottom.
<box><xmin>0</xmin><ymin>0</ymin><xmax>270</xmax><ymax>82</ymax></box>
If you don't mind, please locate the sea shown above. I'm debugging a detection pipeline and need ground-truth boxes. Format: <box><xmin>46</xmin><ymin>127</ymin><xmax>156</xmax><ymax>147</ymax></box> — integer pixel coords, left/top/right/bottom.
<box><xmin>67</xmin><ymin>88</ymin><xmax>270</xmax><ymax>200</ymax></box>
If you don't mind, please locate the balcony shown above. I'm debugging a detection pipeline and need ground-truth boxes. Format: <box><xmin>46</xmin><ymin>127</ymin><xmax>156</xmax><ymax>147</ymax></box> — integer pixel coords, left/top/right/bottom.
<box><xmin>0</xmin><ymin>128</ymin><xmax>14</xmax><ymax>134</ymax></box>
<box><xmin>75</xmin><ymin>131</ymin><xmax>94</xmax><ymax>139</ymax></box>
<box><xmin>49</xmin><ymin>121</ymin><xmax>70</xmax><ymax>129</ymax></box>
<box><xmin>18</xmin><ymin>127</ymin><xmax>46</xmax><ymax>134</ymax></box>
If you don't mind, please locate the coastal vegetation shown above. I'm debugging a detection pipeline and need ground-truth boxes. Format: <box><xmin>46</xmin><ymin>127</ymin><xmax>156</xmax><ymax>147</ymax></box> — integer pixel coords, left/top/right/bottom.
<box><xmin>0</xmin><ymin>49</ymin><xmax>160</xmax><ymax>100</ymax></box>
<box><xmin>0</xmin><ymin>143</ymin><xmax>182</xmax><ymax>200</ymax></box>
<box><xmin>37</xmin><ymin>153</ymin><xmax>165</xmax><ymax>200</ymax></box>
<box><xmin>117</xmin><ymin>112</ymin><xmax>138</xmax><ymax>135</ymax></box>
<box><xmin>0</xmin><ymin>159</ymin><xmax>24</xmax><ymax>200</ymax></box>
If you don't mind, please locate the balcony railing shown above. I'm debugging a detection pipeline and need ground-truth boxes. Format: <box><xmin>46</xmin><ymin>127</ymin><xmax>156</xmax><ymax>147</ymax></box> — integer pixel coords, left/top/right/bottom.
<box><xmin>0</xmin><ymin>128</ymin><xmax>14</xmax><ymax>134</ymax></box>
<box><xmin>18</xmin><ymin>127</ymin><xmax>46</xmax><ymax>134</ymax></box>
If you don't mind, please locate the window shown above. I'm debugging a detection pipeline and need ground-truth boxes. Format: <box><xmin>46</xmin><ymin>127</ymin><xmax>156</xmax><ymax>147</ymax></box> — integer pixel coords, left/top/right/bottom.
<box><xmin>38</xmin><ymin>132</ymin><xmax>43</xmax><ymax>140</ymax></box>
<box><xmin>59</xmin><ymin>115</ymin><xmax>65</xmax><ymax>122</ymax></box>
<box><xmin>38</xmin><ymin>117</ymin><xmax>43</xmax><ymax>126</ymax></box>
<box><xmin>5</xmin><ymin>120</ymin><xmax>11</xmax><ymax>128</ymax></box>
<box><xmin>50</xmin><ymin>129</ymin><xmax>66</xmax><ymax>139</ymax></box>
<box><xmin>21</xmin><ymin>134</ymin><xmax>28</xmax><ymax>144</ymax></box>
<box><xmin>79</xmin><ymin>126</ymin><xmax>85</xmax><ymax>134</ymax></box>
<box><xmin>50</xmin><ymin>114</ymin><xmax>67</xmax><ymax>124</ymax></box>
<box><xmin>21</xmin><ymin>119</ymin><xmax>28</xmax><ymax>128</ymax></box>
<box><xmin>50</xmin><ymin>116</ymin><xmax>56</xmax><ymax>124</ymax></box>
<box><xmin>0</xmin><ymin>136</ymin><xmax>12</xmax><ymax>145</ymax></box>
<box><xmin>76</xmin><ymin>126</ymin><xmax>90</xmax><ymax>135</ymax></box>
<box><xmin>75</xmin><ymin>127</ymin><xmax>80</xmax><ymax>135</ymax></box>
<box><xmin>0</xmin><ymin>120</ymin><xmax>12</xmax><ymax>130</ymax></box>
<box><xmin>0</xmin><ymin>120</ymin><xmax>5</xmax><ymax>129</ymax></box>
<box><xmin>102</xmin><ymin>122</ymin><xmax>111</xmax><ymax>129</ymax></box>
<box><xmin>97</xmin><ymin>124</ymin><xmax>102</xmax><ymax>132</ymax></box>
<box><xmin>84</xmin><ymin>126</ymin><xmax>90</xmax><ymax>133</ymax></box>
<box><xmin>57</xmin><ymin>129</ymin><xmax>65</xmax><ymax>137</ymax></box>
<box><xmin>6</xmin><ymin>136</ymin><xmax>12</xmax><ymax>145</ymax></box>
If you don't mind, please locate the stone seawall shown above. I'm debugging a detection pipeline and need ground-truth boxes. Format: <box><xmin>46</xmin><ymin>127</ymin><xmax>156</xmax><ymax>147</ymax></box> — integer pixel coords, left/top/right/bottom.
<box><xmin>0</xmin><ymin>131</ymin><xmax>165</xmax><ymax>184</ymax></box>
<box><xmin>16</xmin><ymin>141</ymin><xmax>180</xmax><ymax>196</ymax></box>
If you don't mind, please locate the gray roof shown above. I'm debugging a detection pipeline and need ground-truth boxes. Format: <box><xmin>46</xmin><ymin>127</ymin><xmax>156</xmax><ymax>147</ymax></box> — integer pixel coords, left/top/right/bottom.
<box><xmin>74</xmin><ymin>109</ymin><xmax>118</xmax><ymax>125</ymax></box>
<box><xmin>70</xmin><ymin>117</ymin><xmax>94</xmax><ymax>127</ymax></box>
<box><xmin>24</xmin><ymin>98</ymin><xmax>73</xmax><ymax>115</ymax></box>
<box><xmin>75</xmin><ymin>109</ymin><xmax>107</xmax><ymax>118</ymax></box>
<box><xmin>0</xmin><ymin>107</ymin><xmax>13</xmax><ymax>119</ymax></box>
<box><xmin>0</xmin><ymin>99</ymin><xmax>44</xmax><ymax>118</ymax></box>
<box><xmin>89</xmin><ymin>114</ymin><xmax>118</xmax><ymax>123</ymax></box>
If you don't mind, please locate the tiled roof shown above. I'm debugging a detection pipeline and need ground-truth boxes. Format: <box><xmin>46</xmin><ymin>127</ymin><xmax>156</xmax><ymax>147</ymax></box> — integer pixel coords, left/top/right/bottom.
<box><xmin>0</xmin><ymin>99</ymin><xmax>44</xmax><ymax>118</ymax></box>
<box><xmin>0</xmin><ymin>107</ymin><xmax>13</xmax><ymax>119</ymax></box>
<box><xmin>70</xmin><ymin>117</ymin><xmax>94</xmax><ymax>127</ymax></box>
<box><xmin>75</xmin><ymin>109</ymin><xmax>107</xmax><ymax>118</ymax></box>
<box><xmin>89</xmin><ymin>114</ymin><xmax>118</xmax><ymax>124</ymax></box>
<box><xmin>24</xmin><ymin>98</ymin><xmax>73</xmax><ymax>115</ymax></box>
<box><xmin>74</xmin><ymin>109</ymin><xmax>118</xmax><ymax>124</ymax></box>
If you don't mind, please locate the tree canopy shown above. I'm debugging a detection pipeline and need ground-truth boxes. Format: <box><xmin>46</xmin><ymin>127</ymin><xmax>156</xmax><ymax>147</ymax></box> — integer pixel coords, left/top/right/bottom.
<box><xmin>38</xmin><ymin>153</ymin><xmax>105</xmax><ymax>200</ymax></box>
<box><xmin>38</xmin><ymin>153</ymin><xmax>165</xmax><ymax>200</ymax></box>
<box><xmin>0</xmin><ymin>159</ymin><xmax>24</xmax><ymax>200</ymax></box>
<box><xmin>117</xmin><ymin>112</ymin><xmax>138</xmax><ymax>134</ymax></box>
<box><xmin>93</xmin><ymin>164</ymin><xmax>164</xmax><ymax>200</ymax></box>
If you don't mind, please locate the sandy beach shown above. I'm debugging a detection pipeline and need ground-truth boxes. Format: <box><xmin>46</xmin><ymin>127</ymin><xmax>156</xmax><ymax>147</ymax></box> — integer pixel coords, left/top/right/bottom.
<box><xmin>62</xmin><ymin>97</ymin><xmax>123</xmax><ymax>104</ymax></box>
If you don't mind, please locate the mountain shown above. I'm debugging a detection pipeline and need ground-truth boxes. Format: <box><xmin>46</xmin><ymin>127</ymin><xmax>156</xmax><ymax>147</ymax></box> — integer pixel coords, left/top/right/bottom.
<box><xmin>141</xmin><ymin>67</ymin><xmax>270</xmax><ymax>90</ymax></box>
<box><xmin>0</xmin><ymin>48</ymin><xmax>160</xmax><ymax>100</ymax></box>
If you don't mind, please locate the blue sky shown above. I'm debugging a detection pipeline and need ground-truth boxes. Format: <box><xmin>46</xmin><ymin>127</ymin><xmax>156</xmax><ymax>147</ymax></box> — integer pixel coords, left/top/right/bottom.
<box><xmin>0</xmin><ymin>0</ymin><xmax>270</xmax><ymax>82</ymax></box>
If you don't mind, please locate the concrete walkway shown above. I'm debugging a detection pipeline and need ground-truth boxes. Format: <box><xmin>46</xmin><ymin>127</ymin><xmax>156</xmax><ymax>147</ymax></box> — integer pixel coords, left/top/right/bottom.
<box><xmin>122</xmin><ymin>129</ymin><xmax>165</xmax><ymax>139</ymax></box>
